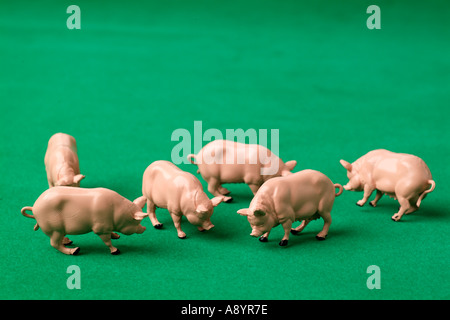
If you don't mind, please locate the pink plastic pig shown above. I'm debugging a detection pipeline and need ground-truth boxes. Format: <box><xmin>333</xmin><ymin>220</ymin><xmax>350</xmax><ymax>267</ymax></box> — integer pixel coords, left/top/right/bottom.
<box><xmin>237</xmin><ymin>169</ymin><xmax>343</xmax><ymax>246</ymax></box>
<box><xmin>21</xmin><ymin>187</ymin><xmax>148</xmax><ymax>255</ymax></box>
<box><xmin>142</xmin><ymin>160</ymin><xmax>225</xmax><ymax>239</ymax></box>
<box><xmin>340</xmin><ymin>149</ymin><xmax>435</xmax><ymax>221</ymax></box>
<box><xmin>44</xmin><ymin>133</ymin><xmax>85</xmax><ymax>187</ymax></box>
<box><xmin>187</xmin><ymin>139</ymin><xmax>297</xmax><ymax>202</ymax></box>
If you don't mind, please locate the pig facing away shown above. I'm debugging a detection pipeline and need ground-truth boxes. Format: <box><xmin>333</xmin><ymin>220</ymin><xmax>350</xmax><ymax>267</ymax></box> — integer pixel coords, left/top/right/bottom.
<box><xmin>340</xmin><ymin>149</ymin><xmax>435</xmax><ymax>221</ymax></box>
<box><xmin>142</xmin><ymin>160</ymin><xmax>225</xmax><ymax>239</ymax></box>
<box><xmin>187</xmin><ymin>139</ymin><xmax>297</xmax><ymax>202</ymax></box>
<box><xmin>21</xmin><ymin>187</ymin><xmax>148</xmax><ymax>255</ymax></box>
<box><xmin>44</xmin><ymin>133</ymin><xmax>85</xmax><ymax>187</ymax></box>
<box><xmin>237</xmin><ymin>169</ymin><xmax>343</xmax><ymax>246</ymax></box>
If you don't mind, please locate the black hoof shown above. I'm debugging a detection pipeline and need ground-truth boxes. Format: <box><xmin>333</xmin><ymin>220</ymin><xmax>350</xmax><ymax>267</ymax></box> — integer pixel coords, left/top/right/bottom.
<box><xmin>111</xmin><ymin>249</ymin><xmax>121</xmax><ymax>255</ymax></box>
<box><xmin>290</xmin><ymin>229</ymin><xmax>299</xmax><ymax>235</ymax></box>
<box><xmin>154</xmin><ymin>224</ymin><xmax>163</xmax><ymax>229</ymax></box>
<box><xmin>356</xmin><ymin>202</ymin><xmax>363</xmax><ymax>207</ymax></box>
<box><xmin>259</xmin><ymin>236</ymin><xmax>268</xmax><ymax>242</ymax></box>
<box><xmin>224</xmin><ymin>197</ymin><xmax>233</xmax><ymax>203</ymax></box>
<box><xmin>369</xmin><ymin>202</ymin><xmax>375</xmax><ymax>207</ymax></box>
<box><xmin>279</xmin><ymin>239</ymin><xmax>288</xmax><ymax>246</ymax></box>
<box><xmin>72</xmin><ymin>247</ymin><xmax>80</xmax><ymax>255</ymax></box>
<box><xmin>64</xmin><ymin>240</ymin><xmax>73</xmax><ymax>246</ymax></box>
<box><xmin>316</xmin><ymin>235</ymin><xmax>327</xmax><ymax>241</ymax></box>
<box><xmin>178</xmin><ymin>235</ymin><xmax>187</xmax><ymax>239</ymax></box>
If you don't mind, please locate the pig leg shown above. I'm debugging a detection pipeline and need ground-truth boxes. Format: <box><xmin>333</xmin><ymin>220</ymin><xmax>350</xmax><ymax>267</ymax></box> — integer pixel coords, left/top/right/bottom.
<box><xmin>392</xmin><ymin>197</ymin><xmax>411</xmax><ymax>221</ymax></box>
<box><xmin>356</xmin><ymin>185</ymin><xmax>375</xmax><ymax>207</ymax></box>
<box><xmin>369</xmin><ymin>190</ymin><xmax>383</xmax><ymax>207</ymax></box>
<box><xmin>316</xmin><ymin>211</ymin><xmax>332</xmax><ymax>240</ymax></box>
<box><xmin>259</xmin><ymin>230</ymin><xmax>271</xmax><ymax>242</ymax></box>
<box><xmin>98</xmin><ymin>233</ymin><xmax>120</xmax><ymax>254</ymax></box>
<box><xmin>50</xmin><ymin>231</ymin><xmax>80</xmax><ymax>255</ymax></box>
<box><xmin>170</xmin><ymin>212</ymin><xmax>186</xmax><ymax>239</ymax></box>
<box><xmin>111</xmin><ymin>232</ymin><xmax>120</xmax><ymax>239</ymax></box>
<box><xmin>63</xmin><ymin>237</ymin><xmax>73</xmax><ymax>245</ymax></box>
<box><xmin>279</xmin><ymin>220</ymin><xmax>293</xmax><ymax>246</ymax></box>
<box><xmin>404</xmin><ymin>195</ymin><xmax>419</xmax><ymax>215</ymax></box>
<box><xmin>291</xmin><ymin>219</ymin><xmax>312</xmax><ymax>235</ymax></box>
<box><xmin>147</xmin><ymin>199</ymin><xmax>163</xmax><ymax>229</ymax></box>
<box><xmin>218</xmin><ymin>186</ymin><xmax>231</xmax><ymax>195</ymax></box>
<box><xmin>207</xmin><ymin>178</ymin><xmax>232</xmax><ymax>202</ymax></box>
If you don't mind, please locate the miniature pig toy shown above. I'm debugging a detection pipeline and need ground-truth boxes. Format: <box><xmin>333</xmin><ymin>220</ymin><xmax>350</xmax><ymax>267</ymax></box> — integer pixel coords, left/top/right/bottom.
<box><xmin>340</xmin><ymin>149</ymin><xmax>435</xmax><ymax>221</ymax></box>
<box><xmin>21</xmin><ymin>187</ymin><xmax>148</xmax><ymax>255</ymax></box>
<box><xmin>237</xmin><ymin>169</ymin><xmax>343</xmax><ymax>246</ymax></box>
<box><xmin>44</xmin><ymin>133</ymin><xmax>85</xmax><ymax>187</ymax></box>
<box><xmin>187</xmin><ymin>139</ymin><xmax>297</xmax><ymax>202</ymax></box>
<box><xmin>142</xmin><ymin>160</ymin><xmax>225</xmax><ymax>239</ymax></box>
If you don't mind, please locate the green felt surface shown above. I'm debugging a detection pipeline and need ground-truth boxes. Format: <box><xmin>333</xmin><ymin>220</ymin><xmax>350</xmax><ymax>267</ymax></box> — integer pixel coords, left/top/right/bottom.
<box><xmin>0</xmin><ymin>0</ymin><xmax>449</xmax><ymax>300</ymax></box>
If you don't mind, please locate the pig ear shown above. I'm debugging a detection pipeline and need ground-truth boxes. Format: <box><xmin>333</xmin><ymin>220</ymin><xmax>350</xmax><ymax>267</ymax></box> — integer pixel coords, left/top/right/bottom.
<box><xmin>284</xmin><ymin>160</ymin><xmax>297</xmax><ymax>172</ymax></box>
<box><xmin>73</xmin><ymin>174</ymin><xmax>85</xmax><ymax>184</ymax></box>
<box><xmin>340</xmin><ymin>159</ymin><xmax>352</xmax><ymax>171</ymax></box>
<box><xmin>196</xmin><ymin>203</ymin><xmax>209</xmax><ymax>213</ymax></box>
<box><xmin>133</xmin><ymin>196</ymin><xmax>147</xmax><ymax>209</ymax></box>
<box><xmin>237</xmin><ymin>208</ymin><xmax>250</xmax><ymax>216</ymax></box>
<box><xmin>133</xmin><ymin>211</ymin><xmax>148</xmax><ymax>221</ymax></box>
<box><xmin>210</xmin><ymin>196</ymin><xmax>225</xmax><ymax>207</ymax></box>
<box><xmin>281</xmin><ymin>170</ymin><xmax>292</xmax><ymax>177</ymax></box>
<box><xmin>254</xmin><ymin>209</ymin><xmax>266</xmax><ymax>217</ymax></box>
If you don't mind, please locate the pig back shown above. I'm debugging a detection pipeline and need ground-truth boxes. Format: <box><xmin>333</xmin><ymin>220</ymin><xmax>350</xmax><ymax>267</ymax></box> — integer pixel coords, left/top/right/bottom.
<box><xmin>370</xmin><ymin>152</ymin><xmax>432</xmax><ymax>191</ymax></box>
<box><xmin>46</xmin><ymin>133</ymin><xmax>77</xmax><ymax>153</ymax></box>
<box><xmin>260</xmin><ymin>170</ymin><xmax>335</xmax><ymax>215</ymax></box>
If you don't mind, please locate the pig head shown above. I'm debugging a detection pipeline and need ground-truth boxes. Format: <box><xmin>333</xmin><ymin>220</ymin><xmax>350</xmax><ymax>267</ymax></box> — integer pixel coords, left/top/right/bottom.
<box><xmin>188</xmin><ymin>190</ymin><xmax>224</xmax><ymax>232</ymax></box>
<box><xmin>237</xmin><ymin>206</ymin><xmax>277</xmax><ymax>239</ymax></box>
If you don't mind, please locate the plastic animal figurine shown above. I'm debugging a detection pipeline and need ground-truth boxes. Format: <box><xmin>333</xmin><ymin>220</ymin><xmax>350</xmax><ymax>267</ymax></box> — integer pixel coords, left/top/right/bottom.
<box><xmin>21</xmin><ymin>187</ymin><xmax>148</xmax><ymax>255</ymax></box>
<box><xmin>142</xmin><ymin>160</ymin><xmax>225</xmax><ymax>239</ymax></box>
<box><xmin>187</xmin><ymin>139</ymin><xmax>297</xmax><ymax>202</ymax></box>
<box><xmin>44</xmin><ymin>133</ymin><xmax>85</xmax><ymax>187</ymax></box>
<box><xmin>340</xmin><ymin>149</ymin><xmax>435</xmax><ymax>221</ymax></box>
<box><xmin>237</xmin><ymin>169</ymin><xmax>343</xmax><ymax>246</ymax></box>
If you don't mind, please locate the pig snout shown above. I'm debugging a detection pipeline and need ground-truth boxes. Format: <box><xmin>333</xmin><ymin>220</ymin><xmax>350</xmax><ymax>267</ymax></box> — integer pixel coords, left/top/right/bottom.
<box><xmin>250</xmin><ymin>229</ymin><xmax>263</xmax><ymax>237</ymax></box>
<box><xmin>198</xmin><ymin>220</ymin><xmax>214</xmax><ymax>232</ymax></box>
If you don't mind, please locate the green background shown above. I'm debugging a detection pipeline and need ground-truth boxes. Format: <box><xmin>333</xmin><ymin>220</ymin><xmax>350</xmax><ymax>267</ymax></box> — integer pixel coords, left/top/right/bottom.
<box><xmin>0</xmin><ymin>0</ymin><xmax>449</xmax><ymax>300</ymax></box>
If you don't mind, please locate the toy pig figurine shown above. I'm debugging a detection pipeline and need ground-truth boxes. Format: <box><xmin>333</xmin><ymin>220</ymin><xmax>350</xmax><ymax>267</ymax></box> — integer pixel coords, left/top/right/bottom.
<box><xmin>21</xmin><ymin>187</ymin><xmax>148</xmax><ymax>255</ymax></box>
<box><xmin>44</xmin><ymin>133</ymin><xmax>85</xmax><ymax>187</ymax></box>
<box><xmin>340</xmin><ymin>149</ymin><xmax>435</xmax><ymax>221</ymax></box>
<box><xmin>237</xmin><ymin>169</ymin><xmax>343</xmax><ymax>246</ymax></box>
<box><xmin>187</xmin><ymin>139</ymin><xmax>297</xmax><ymax>202</ymax></box>
<box><xmin>142</xmin><ymin>160</ymin><xmax>225</xmax><ymax>239</ymax></box>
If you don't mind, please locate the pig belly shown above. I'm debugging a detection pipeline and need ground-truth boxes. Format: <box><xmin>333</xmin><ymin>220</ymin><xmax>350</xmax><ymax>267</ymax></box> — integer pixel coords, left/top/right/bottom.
<box><xmin>293</xmin><ymin>201</ymin><xmax>320</xmax><ymax>221</ymax></box>
<box><xmin>147</xmin><ymin>186</ymin><xmax>171</xmax><ymax>209</ymax></box>
<box><xmin>216</xmin><ymin>164</ymin><xmax>250</xmax><ymax>183</ymax></box>
<box><xmin>373</xmin><ymin>177</ymin><xmax>397</xmax><ymax>193</ymax></box>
